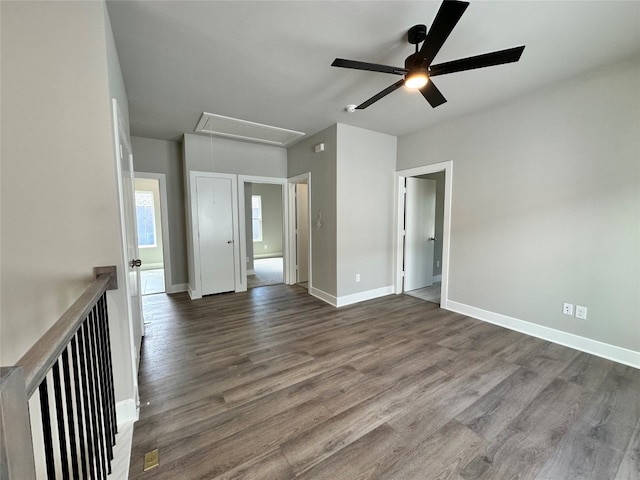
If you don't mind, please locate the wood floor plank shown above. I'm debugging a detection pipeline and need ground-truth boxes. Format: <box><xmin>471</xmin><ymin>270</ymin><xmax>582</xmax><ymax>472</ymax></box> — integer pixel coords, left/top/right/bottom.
<box><xmin>615</xmin><ymin>416</ymin><xmax>640</xmax><ymax>480</ymax></box>
<box><xmin>213</xmin><ymin>450</ymin><xmax>295</xmax><ymax>480</ymax></box>
<box><xmin>294</xmin><ymin>423</ymin><xmax>410</xmax><ymax>480</ymax></box>
<box><xmin>146</xmin><ymin>399</ymin><xmax>331</xmax><ymax>479</ymax></box>
<box><xmin>455</xmin><ymin>366</ymin><xmax>553</xmax><ymax>442</ymax></box>
<box><xmin>534</xmin><ymin>427</ymin><xmax>624</xmax><ymax>480</ymax></box>
<box><xmin>459</xmin><ymin>378</ymin><xmax>591</xmax><ymax>480</ymax></box>
<box><xmin>280</xmin><ymin>365</ymin><xmax>450</xmax><ymax>475</ymax></box>
<box><xmin>377</xmin><ymin>420</ymin><xmax>487</xmax><ymax>480</ymax></box>
<box><xmin>128</xmin><ymin>285</ymin><xmax>640</xmax><ymax>480</ymax></box>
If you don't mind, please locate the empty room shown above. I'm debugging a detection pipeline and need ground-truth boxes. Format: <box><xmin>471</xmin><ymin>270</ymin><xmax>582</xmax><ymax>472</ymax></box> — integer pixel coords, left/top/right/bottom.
<box><xmin>1</xmin><ymin>1</ymin><xmax>639</xmax><ymax>479</ymax></box>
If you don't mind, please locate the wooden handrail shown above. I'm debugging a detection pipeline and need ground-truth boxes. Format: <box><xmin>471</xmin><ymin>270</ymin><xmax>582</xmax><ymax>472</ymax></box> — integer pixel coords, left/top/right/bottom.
<box><xmin>16</xmin><ymin>266</ymin><xmax>117</xmax><ymax>398</ymax></box>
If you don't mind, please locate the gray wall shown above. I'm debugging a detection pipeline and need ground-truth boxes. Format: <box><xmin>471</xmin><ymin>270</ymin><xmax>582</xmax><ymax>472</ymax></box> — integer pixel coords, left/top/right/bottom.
<box><xmin>336</xmin><ymin>124</ymin><xmax>397</xmax><ymax>297</ymax></box>
<box><xmin>250</xmin><ymin>183</ymin><xmax>283</xmax><ymax>258</ymax></box>
<box><xmin>183</xmin><ymin>133</ymin><xmax>287</xmax><ymax>177</ymax></box>
<box><xmin>397</xmin><ymin>57</ymin><xmax>640</xmax><ymax>353</ymax></box>
<box><xmin>288</xmin><ymin>125</ymin><xmax>338</xmax><ymax>296</ymax></box>
<box><xmin>1</xmin><ymin>1</ymin><xmax>136</xmax><ymax>403</ymax></box>
<box><xmin>132</xmin><ymin>136</ymin><xmax>188</xmax><ymax>286</ymax></box>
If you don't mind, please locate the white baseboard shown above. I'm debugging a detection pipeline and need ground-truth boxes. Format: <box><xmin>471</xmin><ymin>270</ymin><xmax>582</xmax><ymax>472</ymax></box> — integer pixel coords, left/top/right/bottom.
<box><xmin>166</xmin><ymin>283</ymin><xmax>188</xmax><ymax>294</ymax></box>
<box><xmin>309</xmin><ymin>285</ymin><xmax>395</xmax><ymax>308</ymax></box>
<box><xmin>116</xmin><ymin>398</ymin><xmax>139</xmax><ymax>424</ymax></box>
<box><xmin>309</xmin><ymin>287</ymin><xmax>337</xmax><ymax>306</ymax></box>
<box><xmin>188</xmin><ymin>285</ymin><xmax>202</xmax><ymax>300</ymax></box>
<box><xmin>336</xmin><ymin>286</ymin><xmax>395</xmax><ymax>308</ymax></box>
<box><xmin>444</xmin><ymin>300</ymin><xmax>640</xmax><ymax>369</ymax></box>
<box><xmin>433</xmin><ymin>275</ymin><xmax>442</xmax><ymax>283</ymax></box>
<box><xmin>140</xmin><ymin>263</ymin><xmax>163</xmax><ymax>271</ymax></box>
<box><xmin>247</xmin><ymin>269</ymin><xmax>255</xmax><ymax>275</ymax></box>
<box><xmin>254</xmin><ymin>253</ymin><xmax>283</xmax><ymax>259</ymax></box>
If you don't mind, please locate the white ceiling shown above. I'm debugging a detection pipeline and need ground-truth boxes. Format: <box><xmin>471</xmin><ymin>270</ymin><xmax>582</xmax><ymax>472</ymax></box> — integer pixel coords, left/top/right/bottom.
<box><xmin>106</xmin><ymin>0</ymin><xmax>640</xmax><ymax>144</ymax></box>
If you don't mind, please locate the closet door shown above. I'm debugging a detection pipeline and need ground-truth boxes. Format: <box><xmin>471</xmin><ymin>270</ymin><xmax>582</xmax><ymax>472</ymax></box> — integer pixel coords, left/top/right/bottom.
<box><xmin>196</xmin><ymin>176</ymin><xmax>236</xmax><ymax>295</ymax></box>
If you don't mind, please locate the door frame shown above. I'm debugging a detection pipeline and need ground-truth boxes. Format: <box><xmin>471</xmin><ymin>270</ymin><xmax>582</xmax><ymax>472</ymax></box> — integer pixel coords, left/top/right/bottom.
<box><xmin>111</xmin><ymin>98</ymin><xmax>141</xmax><ymax>410</ymax></box>
<box><xmin>395</xmin><ymin>161</ymin><xmax>453</xmax><ymax>305</ymax></box>
<box><xmin>134</xmin><ymin>172</ymin><xmax>173</xmax><ymax>293</ymax></box>
<box><xmin>237</xmin><ymin>175</ymin><xmax>289</xmax><ymax>291</ymax></box>
<box><xmin>287</xmin><ymin>173</ymin><xmax>312</xmax><ymax>288</ymax></box>
<box><xmin>189</xmin><ymin>171</ymin><xmax>241</xmax><ymax>298</ymax></box>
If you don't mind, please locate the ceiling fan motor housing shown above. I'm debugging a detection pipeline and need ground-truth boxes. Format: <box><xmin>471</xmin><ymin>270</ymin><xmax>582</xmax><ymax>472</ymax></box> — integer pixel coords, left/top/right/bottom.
<box><xmin>407</xmin><ymin>24</ymin><xmax>427</xmax><ymax>44</ymax></box>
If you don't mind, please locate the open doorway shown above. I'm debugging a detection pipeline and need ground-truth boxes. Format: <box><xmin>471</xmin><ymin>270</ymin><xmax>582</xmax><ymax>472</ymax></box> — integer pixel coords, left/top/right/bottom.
<box><xmin>242</xmin><ymin>180</ymin><xmax>285</xmax><ymax>289</ymax></box>
<box><xmin>134</xmin><ymin>173</ymin><xmax>172</xmax><ymax>295</ymax></box>
<box><xmin>396</xmin><ymin>162</ymin><xmax>452</xmax><ymax>306</ymax></box>
<box><xmin>289</xmin><ymin>174</ymin><xmax>311</xmax><ymax>290</ymax></box>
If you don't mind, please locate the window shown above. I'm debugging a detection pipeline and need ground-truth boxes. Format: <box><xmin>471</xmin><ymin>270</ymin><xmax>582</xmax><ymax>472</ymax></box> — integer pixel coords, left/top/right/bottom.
<box><xmin>135</xmin><ymin>190</ymin><xmax>156</xmax><ymax>247</ymax></box>
<box><xmin>252</xmin><ymin>195</ymin><xmax>263</xmax><ymax>242</ymax></box>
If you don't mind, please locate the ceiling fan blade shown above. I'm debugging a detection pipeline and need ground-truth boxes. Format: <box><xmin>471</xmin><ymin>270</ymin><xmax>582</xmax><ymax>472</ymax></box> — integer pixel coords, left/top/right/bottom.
<box><xmin>356</xmin><ymin>79</ymin><xmax>405</xmax><ymax>109</ymax></box>
<box><xmin>332</xmin><ymin>58</ymin><xmax>407</xmax><ymax>75</ymax></box>
<box><xmin>429</xmin><ymin>46</ymin><xmax>525</xmax><ymax>77</ymax></box>
<box><xmin>417</xmin><ymin>0</ymin><xmax>469</xmax><ymax>68</ymax></box>
<box><xmin>420</xmin><ymin>80</ymin><xmax>447</xmax><ymax>108</ymax></box>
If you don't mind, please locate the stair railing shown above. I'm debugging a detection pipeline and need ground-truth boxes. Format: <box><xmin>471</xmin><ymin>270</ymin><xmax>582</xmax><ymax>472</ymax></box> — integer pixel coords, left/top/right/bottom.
<box><xmin>1</xmin><ymin>266</ymin><xmax>118</xmax><ymax>480</ymax></box>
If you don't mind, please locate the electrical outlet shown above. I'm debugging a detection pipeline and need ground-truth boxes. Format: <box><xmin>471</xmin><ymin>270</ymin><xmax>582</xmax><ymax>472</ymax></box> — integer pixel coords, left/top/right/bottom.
<box><xmin>562</xmin><ymin>303</ymin><xmax>574</xmax><ymax>315</ymax></box>
<box><xmin>436</xmin><ymin>260</ymin><xmax>440</xmax><ymax>268</ymax></box>
<box><xmin>355</xmin><ymin>273</ymin><xmax>360</xmax><ymax>282</ymax></box>
<box><xmin>575</xmin><ymin>305</ymin><xmax>588</xmax><ymax>320</ymax></box>
<box><xmin>264</xmin><ymin>245</ymin><xmax>268</xmax><ymax>250</ymax></box>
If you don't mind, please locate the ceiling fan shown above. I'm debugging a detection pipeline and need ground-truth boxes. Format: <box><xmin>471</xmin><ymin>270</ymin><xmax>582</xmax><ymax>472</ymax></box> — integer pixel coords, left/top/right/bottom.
<box><xmin>331</xmin><ymin>0</ymin><xmax>525</xmax><ymax>110</ymax></box>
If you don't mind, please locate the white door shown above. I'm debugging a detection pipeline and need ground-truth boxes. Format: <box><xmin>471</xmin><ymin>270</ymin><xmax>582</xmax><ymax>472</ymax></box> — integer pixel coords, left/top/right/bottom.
<box><xmin>196</xmin><ymin>176</ymin><xmax>236</xmax><ymax>295</ymax></box>
<box><xmin>295</xmin><ymin>183</ymin><xmax>309</xmax><ymax>283</ymax></box>
<box><xmin>112</xmin><ymin>100</ymin><xmax>144</xmax><ymax>367</ymax></box>
<box><xmin>404</xmin><ymin>177</ymin><xmax>436</xmax><ymax>291</ymax></box>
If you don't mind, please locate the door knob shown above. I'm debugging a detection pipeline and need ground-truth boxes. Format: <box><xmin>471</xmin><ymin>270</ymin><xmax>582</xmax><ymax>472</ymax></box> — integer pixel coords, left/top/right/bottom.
<box><xmin>428</xmin><ymin>237</ymin><xmax>437</xmax><ymax>241</ymax></box>
<box><xmin>227</xmin><ymin>240</ymin><xmax>234</xmax><ymax>244</ymax></box>
<box><xmin>129</xmin><ymin>259</ymin><xmax>142</xmax><ymax>268</ymax></box>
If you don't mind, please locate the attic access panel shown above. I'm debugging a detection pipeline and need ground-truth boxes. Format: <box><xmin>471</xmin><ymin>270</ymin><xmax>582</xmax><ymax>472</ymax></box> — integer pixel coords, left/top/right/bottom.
<box><xmin>195</xmin><ymin>112</ymin><xmax>305</xmax><ymax>147</ymax></box>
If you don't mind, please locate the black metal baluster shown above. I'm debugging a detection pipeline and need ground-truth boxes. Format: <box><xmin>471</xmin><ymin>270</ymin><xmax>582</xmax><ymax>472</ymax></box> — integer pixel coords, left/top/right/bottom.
<box><xmin>77</xmin><ymin>322</ymin><xmax>97</xmax><ymax>479</ymax></box>
<box><xmin>85</xmin><ymin>311</ymin><xmax>106</xmax><ymax>480</ymax></box>
<box><xmin>39</xmin><ymin>377</ymin><xmax>56</xmax><ymax>479</ymax></box>
<box><xmin>89</xmin><ymin>307</ymin><xmax>108</xmax><ymax>477</ymax></box>
<box><xmin>52</xmin><ymin>361</ymin><xmax>70</xmax><ymax>479</ymax></box>
<box><xmin>70</xmin><ymin>336</ymin><xmax>88</xmax><ymax>480</ymax></box>
<box><xmin>98</xmin><ymin>294</ymin><xmax>117</xmax><ymax>442</ymax></box>
<box><xmin>61</xmin><ymin>347</ymin><xmax>80</xmax><ymax>480</ymax></box>
<box><xmin>94</xmin><ymin>302</ymin><xmax>114</xmax><ymax>472</ymax></box>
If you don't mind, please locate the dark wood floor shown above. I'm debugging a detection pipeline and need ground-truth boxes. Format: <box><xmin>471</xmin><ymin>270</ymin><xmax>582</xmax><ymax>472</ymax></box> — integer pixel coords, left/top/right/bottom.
<box><xmin>128</xmin><ymin>285</ymin><xmax>640</xmax><ymax>480</ymax></box>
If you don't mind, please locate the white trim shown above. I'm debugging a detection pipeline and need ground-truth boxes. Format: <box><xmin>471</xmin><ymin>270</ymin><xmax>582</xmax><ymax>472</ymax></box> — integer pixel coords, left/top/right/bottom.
<box><xmin>336</xmin><ymin>286</ymin><xmax>395</xmax><ymax>308</ymax></box>
<box><xmin>140</xmin><ymin>263</ymin><xmax>164</xmax><ymax>271</ymax></box>
<box><xmin>135</xmin><ymin>172</ymin><xmax>173</xmax><ymax>295</ymax></box>
<box><xmin>433</xmin><ymin>275</ymin><xmax>442</xmax><ymax>283</ymax></box>
<box><xmin>309</xmin><ymin>285</ymin><xmax>395</xmax><ymax>308</ymax></box>
<box><xmin>309</xmin><ymin>286</ymin><xmax>337</xmax><ymax>306</ymax></box>
<box><xmin>444</xmin><ymin>300</ymin><xmax>640</xmax><ymax>369</ymax></box>
<box><xmin>288</xmin><ymin>173</ymin><xmax>312</xmax><ymax>289</ymax></box>
<box><xmin>395</xmin><ymin>161</ymin><xmax>453</xmax><ymax>308</ymax></box>
<box><xmin>115</xmin><ymin>398</ymin><xmax>138</xmax><ymax>424</ymax></box>
<box><xmin>165</xmin><ymin>283</ymin><xmax>188</xmax><ymax>294</ymax></box>
<box><xmin>110</xmin><ymin>98</ymin><xmax>140</xmax><ymax>412</ymax></box>
<box><xmin>246</xmin><ymin>269</ymin><xmax>255</xmax><ymax>275</ymax></box>
<box><xmin>238</xmin><ymin>175</ymin><xmax>289</xmax><ymax>292</ymax></box>
<box><xmin>188</xmin><ymin>284</ymin><xmax>201</xmax><ymax>300</ymax></box>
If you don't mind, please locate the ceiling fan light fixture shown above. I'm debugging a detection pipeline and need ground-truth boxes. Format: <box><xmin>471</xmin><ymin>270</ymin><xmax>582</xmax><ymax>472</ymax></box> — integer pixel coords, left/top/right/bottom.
<box><xmin>404</xmin><ymin>70</ymin><xmax>429</xmax><ymax>89</ymax></box>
